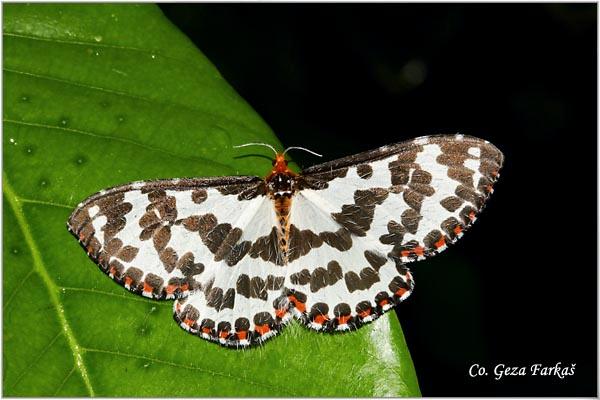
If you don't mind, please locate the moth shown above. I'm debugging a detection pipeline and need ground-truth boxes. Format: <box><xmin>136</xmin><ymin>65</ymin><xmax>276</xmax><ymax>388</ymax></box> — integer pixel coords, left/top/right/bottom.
<box><xmin>68</xmin><ymin>134</ymin><xmax>503</xmax><ymax>348</ymax></box>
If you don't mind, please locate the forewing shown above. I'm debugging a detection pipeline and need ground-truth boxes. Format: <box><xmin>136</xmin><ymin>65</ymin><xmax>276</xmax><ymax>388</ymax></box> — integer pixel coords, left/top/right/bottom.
<box><xmin>299</xmin><ymin>134</ymin><xmax>504</xmax><ymax>262</ymax></box>
<box><xmin>68</xmin><ymin>176</ymin><xmax>288</xmax><ymax>347</ymax></box>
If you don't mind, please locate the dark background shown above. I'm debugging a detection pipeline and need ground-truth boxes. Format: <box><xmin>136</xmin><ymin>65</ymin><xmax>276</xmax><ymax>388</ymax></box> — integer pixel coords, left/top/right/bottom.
<box><xmin>160</xmin><ymin>4</ymin><xmax>597</xmax><ymax>396</ymax></box>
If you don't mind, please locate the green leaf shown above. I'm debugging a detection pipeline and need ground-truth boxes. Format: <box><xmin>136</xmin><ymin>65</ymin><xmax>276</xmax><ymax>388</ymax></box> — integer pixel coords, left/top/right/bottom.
<box><xmin>3</xmin><ymin>4</ymin><xmax>420</xmax><ymax>397</ymax></box>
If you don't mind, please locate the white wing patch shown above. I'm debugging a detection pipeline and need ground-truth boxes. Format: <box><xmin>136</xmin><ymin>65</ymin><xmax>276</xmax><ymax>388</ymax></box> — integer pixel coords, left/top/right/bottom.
<box><xmin>68</xmin><ymin>134</ymin><xmax>503</xmax><ymax>348</ymax></box>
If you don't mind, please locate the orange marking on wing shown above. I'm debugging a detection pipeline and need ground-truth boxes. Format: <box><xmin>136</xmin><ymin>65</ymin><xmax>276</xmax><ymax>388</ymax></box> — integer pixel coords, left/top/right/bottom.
<box><xmin>313</xmin><ymin>314</ymin><xmax>328</xmax><ymax>325</ymax></box>
<box><xmin>295</xmin><ymin>302</ymin><xmax>306</xmax><ymax>313</ymax></box>
<box><xmin>219</xmin><ymin>330</ymin><xmax>229</xmax><ymax>339</ymax></box>
<box><xmin>275</xmin><ymin>308</ymin><xmax>287</xmax><ymax>319</ymax></box>
<box><xmin>183</xmin><ymin>318</ymin><xmax>194</xmax><ymax>327</ymax></box>
<box><xmin>379</xmin><ymin>298</ymin><xmax>389</xmax><ymax>306</ymax></box>
<box><xmin>337</xmin><ymin>315</ymin><xmax>351</xmax><ymax>325</ymax></box>
<box><xmin>396</xmin><ymin>288</ymin><xmax>408</xmax><ymax>297</ymax></box>
<box><xmin>236</xmin><ymin>331</ymin><xmax>247</xmax><ymax>340</ymax></box>
<box><xmin>124</xmin><ymin>276</ymin><xmax>133</xmax><ymax>287</ymax></box>
<box><xmin>453</xmin><ymin>225</ymin><xmax>463</xmax><ymax>235</ymax></box>
<box><xmin>288</xmin><ymin>295</ymin><xmax>306</xmax><ymax>312</ymax></box>
<box><xmin>143</xmin><ymin>282</ymin><xmax>153</xmax><ymax>293</ymax></box>
<box><xmin>255</xmin><ymin>324</ymin><xmax>270</xmax><ymax>335</ymax></box>
<box><xmin>202</xmin><ymin>327</ymin><xmax>212</xmax><ymax>334</ymax></box>
<box><xmin>414</xmin><ymin>246</ymin><xmax>424</xmax><ymax>256</ymax></box>
<box><xmin>434</xmin><ymin>236</ymin><xmax>446</xmax><ymax>249</ymax></box>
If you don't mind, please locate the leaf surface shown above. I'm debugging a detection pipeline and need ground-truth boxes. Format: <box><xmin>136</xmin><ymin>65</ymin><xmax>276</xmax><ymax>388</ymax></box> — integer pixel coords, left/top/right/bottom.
<box><xmin>3</xmin><ymin>4</ymin><xmax>420</xmax><ymax>396</ymax></box>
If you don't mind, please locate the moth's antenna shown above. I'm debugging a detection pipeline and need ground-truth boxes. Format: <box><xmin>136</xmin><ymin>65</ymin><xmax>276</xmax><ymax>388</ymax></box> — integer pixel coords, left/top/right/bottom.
<box><xmin>283</xmin><ymin>146</ymin><xmax>323</xmax><ymax>158</ymax></box>
<box><xmin>233</xmin><ymin>142</ymin><xmax>278</xmax><ymax>156</ymax></box>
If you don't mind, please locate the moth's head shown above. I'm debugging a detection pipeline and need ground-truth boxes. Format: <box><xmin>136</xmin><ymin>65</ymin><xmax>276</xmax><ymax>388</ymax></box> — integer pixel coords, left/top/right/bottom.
<box><xmin>271</xmin><ymin>153</ymin><xmax>290</xmax><ymax>174</ymax></box>
<box><xmin>269</xmin><ymin>146</ymin><xmax>322</xmax><ymax>177</ymax></box>
<box><xmin>232</xmin><ymin>142</ymin><xmax>321</xmax><ymax>181</ymax></box>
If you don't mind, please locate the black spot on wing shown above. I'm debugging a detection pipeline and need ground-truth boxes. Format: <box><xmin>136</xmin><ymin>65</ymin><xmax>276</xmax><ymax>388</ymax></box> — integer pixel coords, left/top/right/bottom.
<box><xmin>332</xmin><ymin>188</ymin><xmax>389</xmax><ymax>236</ymax></box>
<box><xmin>287</xmin><ymin>225</ymin><xmax>323</xmax><ymax>263</ymax></box>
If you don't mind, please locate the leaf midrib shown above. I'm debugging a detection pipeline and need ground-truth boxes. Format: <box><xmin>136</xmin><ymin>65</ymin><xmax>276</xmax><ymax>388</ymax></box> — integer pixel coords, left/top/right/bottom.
<box><xmin>3</xmin><ymin>172</ymin><xmax>95</xmax><ymax>396</ymax></box>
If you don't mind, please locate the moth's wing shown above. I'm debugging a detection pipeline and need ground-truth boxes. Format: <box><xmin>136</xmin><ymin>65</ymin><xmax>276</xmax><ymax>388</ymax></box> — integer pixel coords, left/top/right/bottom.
<box><xmin>285</xmin><ymin>134</ymin><xmax>503</xmax><ymax>330</ymax></box>
<box><xmin>68</xmin><ymin>176</ymin><xmax>289</xmax><ymax>347</ymax></box>
<box><xmin>299</xmin><ymin>134</ymin><xmax>504</xmax><ymax>261</ymax></box>
<box><xmin>283</xmin><ymin>194</ymin><xmax>414</xmax><ymax>331</ymax></box>
<box><xmin>171</xmin><ymin>194</ymin><xmax>291</xmax><ymax>348</ymax></box>
<box><xmin>173</xmin><ymin>248</ymin><xmax>290</xmax><ymax>348</ymax></box>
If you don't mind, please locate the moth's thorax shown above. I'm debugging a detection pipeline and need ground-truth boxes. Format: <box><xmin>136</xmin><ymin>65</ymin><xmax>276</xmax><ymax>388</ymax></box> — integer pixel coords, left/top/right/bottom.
<box><xmin>266</xmin><ymin>173</ymin><xmax>296</xmax><ymax>198</ymax></box>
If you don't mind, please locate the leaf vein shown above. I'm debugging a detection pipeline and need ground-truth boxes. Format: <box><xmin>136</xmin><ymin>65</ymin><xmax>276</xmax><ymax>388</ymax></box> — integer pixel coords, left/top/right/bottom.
<box><xmin>3</xmin><ymin>67</ymin><xmax>267</xmax><ymax>144</ymax></box>
<box><xmin>4</xmin><ymin>31</ymin><xmax>162</xmax><ymax>55</ymax></box>
<box><xmin>3</xmin><ymin>269</ymin><xmax>35</xmax><ymax>311</ymax></box>
<box><xmin>10</xmin><ymin>331</ymin><xmax>63</xmax><ymax>389</ymax></box>
<box><xmin>4</xmin><ymin>118</ymin><xmax>232</xmax><ymax>170</ymax></box>
<box><xmin>61</xmin><ymin>286</ymin><xmax>172</xmax><ymax>306</ymax></box>
<box><xmin>5</xmin><ymin>66</ymin><xmax>175</xmax><ymax>108</ymax></box>
<box><xmin>53</xmin><ymin>366</ymin><xmax>76</xmax><ymax>396</ymax></box>
<box><xmin>82</xmin><ymin>347</ymin><xmax>291</xmax><ymax>394</ymax></box>
<box><xmin>19</xmin><ymin>198</ymin><xmax>73</xmax><ymax>209</ymax></box>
